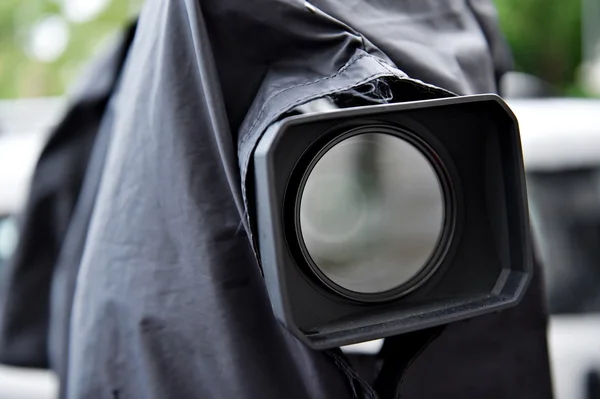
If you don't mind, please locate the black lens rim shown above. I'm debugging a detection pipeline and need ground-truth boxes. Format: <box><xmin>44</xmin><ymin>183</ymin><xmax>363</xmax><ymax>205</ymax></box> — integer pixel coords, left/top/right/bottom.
<box><xmin>290</xmin><ymin>123</ymin><xmax>457</xmax><ymax>303</ymax></box>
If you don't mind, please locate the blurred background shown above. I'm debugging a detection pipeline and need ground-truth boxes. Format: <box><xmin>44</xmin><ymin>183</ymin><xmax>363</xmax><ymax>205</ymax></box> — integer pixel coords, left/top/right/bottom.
<box><xmin>0</xmin><ymin>0</ymin><xmax>596</xmax><ymax>100</ymax></box>
<box><xmin>1</xmin><ymin>0</ymin><xmax>600</xmax><ymax>398</ymax></box>
<box><xmin>0</xmin><ymin>0</ymin><xmax>141</xmax><ymax>99</ymax></box>
<box><xmin>496</xmin><ymin>0</ymin><xmax>600</xmax><ymax>97</ymax></box>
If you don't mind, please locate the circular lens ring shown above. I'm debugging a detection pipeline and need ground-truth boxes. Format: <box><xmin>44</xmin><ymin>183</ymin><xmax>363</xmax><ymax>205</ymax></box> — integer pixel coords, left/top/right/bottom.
<box><xmin>293</xmin><ymin>123</ymin><xmax>457</xmax><ymax>303</ymax></box>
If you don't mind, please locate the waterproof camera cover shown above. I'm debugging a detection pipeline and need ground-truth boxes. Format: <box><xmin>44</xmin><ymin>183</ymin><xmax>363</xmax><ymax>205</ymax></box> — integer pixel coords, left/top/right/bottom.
<box><xmin>252</xmin><ymin>94</ymin><xmax>531</xmax><ymax>349</ymax></box>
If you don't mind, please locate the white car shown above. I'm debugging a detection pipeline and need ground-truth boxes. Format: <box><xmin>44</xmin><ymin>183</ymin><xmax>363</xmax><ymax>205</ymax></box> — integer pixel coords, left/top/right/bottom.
<box><xmin>513</xmin><ymin>98</ymin><xmax>600</xmax><ymax>399</ymax></box>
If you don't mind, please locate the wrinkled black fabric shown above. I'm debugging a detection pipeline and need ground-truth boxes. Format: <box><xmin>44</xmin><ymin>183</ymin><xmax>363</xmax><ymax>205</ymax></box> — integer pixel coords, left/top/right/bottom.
<box><xmin>0</xmin><ymin>0</ymin><xmax>553</xmax><ymax>398</ymax></box>
<box><xmin>48</xmin><ymin>22</ymin><xmax>138</xmax><ymax>392</ymax></box>
<box><xmin>374</xmin><ymin>326</ymin><xmax>446</xmax><ymax>399</ymax></box>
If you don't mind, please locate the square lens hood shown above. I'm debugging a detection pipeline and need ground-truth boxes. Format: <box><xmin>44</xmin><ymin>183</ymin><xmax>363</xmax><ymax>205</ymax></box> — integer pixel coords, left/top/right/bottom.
<box><xmin>252</xmin><ymin>94</ymin><xmax>532</xmax><ymax>349</ymax></box>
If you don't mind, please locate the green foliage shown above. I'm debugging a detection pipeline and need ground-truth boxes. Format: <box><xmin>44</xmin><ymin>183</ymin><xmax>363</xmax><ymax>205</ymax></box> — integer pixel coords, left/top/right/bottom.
<box><xmin>495</xmin><ymin>0</ymin><xmax>584</xmax><ymax>93</ymax></box>
<box><xmin>0</xmin><ymin>0</ymin><xmax>135</xmax><ymax>99</ymax></box>
<box><xmin>0</xmin><ymin>0</ymin><xmax>588</xmax><ymax>98</ymax></box>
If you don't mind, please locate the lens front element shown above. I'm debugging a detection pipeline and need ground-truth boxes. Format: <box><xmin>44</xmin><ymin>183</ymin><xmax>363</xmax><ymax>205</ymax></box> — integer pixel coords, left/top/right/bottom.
<box><xmin>299</xmin><ymin>131</ymin><xmax>446</xmax><ymax>298</ymax></box>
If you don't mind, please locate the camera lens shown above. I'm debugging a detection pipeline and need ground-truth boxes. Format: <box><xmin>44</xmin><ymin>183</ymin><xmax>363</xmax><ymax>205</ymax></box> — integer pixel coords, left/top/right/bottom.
<box><xmin>299</xmin><ymin>131</ymin><xmax>445</xmax><ymax>296</ymax></box>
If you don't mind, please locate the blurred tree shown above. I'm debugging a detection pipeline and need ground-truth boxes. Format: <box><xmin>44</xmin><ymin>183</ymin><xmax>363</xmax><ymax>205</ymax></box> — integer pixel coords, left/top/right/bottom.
<box><xmin>495</xmin><ymin>0</ymin><xmax>585</xmax><ymax>95</ymax></box>
<box><xmin>0</xmin><ymin>0</ymin><xmax>139</xmax><ymax>99</ymax></box>
<box><xmin>0</xmin><ymin>1</ymin><xmax>589</xmax><ymax>98</ymax></box>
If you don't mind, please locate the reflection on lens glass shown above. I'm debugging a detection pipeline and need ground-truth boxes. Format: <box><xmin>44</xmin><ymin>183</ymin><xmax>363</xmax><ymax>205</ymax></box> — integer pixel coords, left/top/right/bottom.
<box><xmin>299</xmin><ymin>132</ymin><xmax>445</xmax><ymax>294</ymax></box>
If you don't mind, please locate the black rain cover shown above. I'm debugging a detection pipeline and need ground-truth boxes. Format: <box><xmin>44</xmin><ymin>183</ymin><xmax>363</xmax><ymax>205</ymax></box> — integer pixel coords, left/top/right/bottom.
<box><xmin>0</xmin><ymin>0</ymin><xmax>553</xmax><ymax>398</ymax></box>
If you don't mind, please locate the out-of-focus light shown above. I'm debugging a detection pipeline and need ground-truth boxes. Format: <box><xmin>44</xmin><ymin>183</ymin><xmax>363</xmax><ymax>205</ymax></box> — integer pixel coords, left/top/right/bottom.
<box><xmin>581</xmin><ymin>58</ymin><xmax>600</xmax><ymax>96</ymax></box>
<box><xmin>62</xmin><ymin>0</ymin><xmax>111</xmax><ymax>24</ymax></box>
<box><xmin>26</xmin><ymin>16</ymin><xmax>70</xmax><ymax>63</ymax></box>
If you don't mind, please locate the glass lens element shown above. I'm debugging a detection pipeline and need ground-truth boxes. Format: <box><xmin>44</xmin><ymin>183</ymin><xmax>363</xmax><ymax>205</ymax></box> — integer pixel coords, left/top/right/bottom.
<box><xmin>299</xmin><ymin>132</ymin><xmax>445</xmax><ymax>294</ymax></box>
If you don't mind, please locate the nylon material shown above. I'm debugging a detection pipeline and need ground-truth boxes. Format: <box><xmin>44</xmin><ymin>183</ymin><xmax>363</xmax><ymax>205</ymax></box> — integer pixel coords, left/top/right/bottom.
<box><xmin>65</xmin><ymin>0</ymin><xmax>363</xmax><ymax>397</ymax></box>
<box><xmin>240</xmin><ymin>52</ymin><xmax>381</xmax><ymax>147</ymax></box>
<box><xmin>206</xmin><ymin>0</ymin><xmax>366</xmax><ymax>133</ymax></box>
<box><xmin>310</xmin><ymin>0</ymin><xmax>498</xmax><ymax>94</ymax></box>
<box><xmin>48</xmin><ymin>83</ymin><xmax>121</xmax><ymax>395</ymax></box>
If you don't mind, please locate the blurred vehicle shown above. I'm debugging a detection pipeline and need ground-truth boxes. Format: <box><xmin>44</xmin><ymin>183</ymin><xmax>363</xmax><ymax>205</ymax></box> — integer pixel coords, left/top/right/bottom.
<box><xmin>512</xmin><ymin>98</ymin><xmax>600</xmax><ymax>399</ymax></box>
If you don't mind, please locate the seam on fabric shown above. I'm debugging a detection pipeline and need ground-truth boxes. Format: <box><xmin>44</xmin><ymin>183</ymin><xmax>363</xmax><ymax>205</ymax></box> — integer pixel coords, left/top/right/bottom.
<box><xmin>370</xmin><ymin>56</ymin><xmax>456</xmax><ymax>97</ymax></box>
<box><xmin>370</xmin><ymin>57</ymin><xmax>398</xmax><ymax>76</ymax></box>
<box><xmin>326</xmin><ymin>350</ymin><xmax>378</xmax><ymax>399</ymax></box>
<box><xmin>256</xmin><ymin>70</ymin><xmax>399</xmax><ymax>136</ymax></box>
<box><xmin>241</xmin><ymin>52</ymin><xmax>371</xmax><ymax>145</ymax></box>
